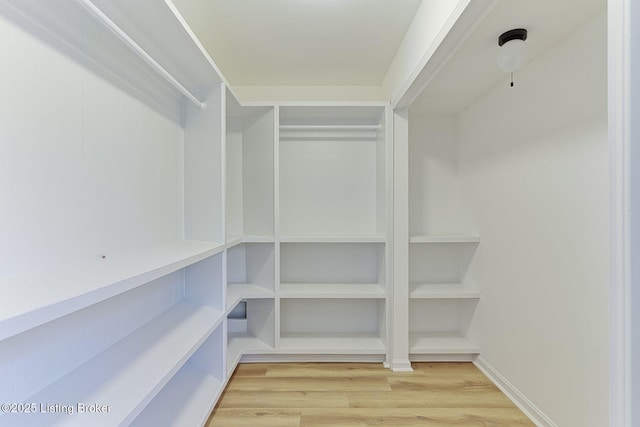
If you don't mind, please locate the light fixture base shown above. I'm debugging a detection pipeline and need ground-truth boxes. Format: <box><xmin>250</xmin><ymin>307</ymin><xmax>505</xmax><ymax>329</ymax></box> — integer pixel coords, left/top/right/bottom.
<box><xmin>498</xmin><ymin>28</ymin><xmax>528</xmax><ymax>46</ymax></box>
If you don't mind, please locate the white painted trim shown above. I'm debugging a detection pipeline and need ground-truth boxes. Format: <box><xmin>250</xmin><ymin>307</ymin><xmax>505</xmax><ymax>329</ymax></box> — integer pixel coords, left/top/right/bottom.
<box><xmin>391</xmin><ymin>0</ymin><xmax>497</xmax><ymax>110</ymax></box>
<box><xmin>389</xmin><ymin>360</ymin><xmax>413</xmax><ymax>372</ymax></box>
<box><xmin>239</xmin><ymin>354</ymin><xmax>386</xmax><ymax>364</ymax></box>
<box><xmin>608</xmin><ymin>0</ymin><xmax>637</xmax><ymax>425</ymax></box>
<box><xmin>410</xmin><ymin>354</ymin><xmax>475</xmax><ymax>363</ymax></box>
<box><xmin>474</xmin><ymin>356</ymin><xmax>556</xmax><ymax>427</ymax></box>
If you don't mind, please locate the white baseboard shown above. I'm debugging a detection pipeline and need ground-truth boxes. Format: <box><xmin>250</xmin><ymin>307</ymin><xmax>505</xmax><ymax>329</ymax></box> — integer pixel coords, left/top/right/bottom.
<box><xmin>474</xmin><ymin>356</ymin><xmax>557</xmax><ymax>427</ymax></box>
<box><xmin>389</xmin><ymin>359</ymin><xmax>414</xmax><ymax>372</ymax></box>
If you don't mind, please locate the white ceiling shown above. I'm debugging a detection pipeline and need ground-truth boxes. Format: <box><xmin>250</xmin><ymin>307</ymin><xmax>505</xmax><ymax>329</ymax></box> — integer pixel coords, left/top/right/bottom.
<box><xmin>410</xmin><ymin>0</ymin><xmax>606</xmax><ymax>115</ymax></box>
<box><xmin>172</xmin><ymin>0</ymin><xmax>422</xmax><ymax>87</ymax></box>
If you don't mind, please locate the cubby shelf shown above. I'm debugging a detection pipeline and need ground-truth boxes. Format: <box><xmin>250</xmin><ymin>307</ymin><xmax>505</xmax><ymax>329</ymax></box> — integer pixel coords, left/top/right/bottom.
<box><xmin>130</xmin><ymin>361</ymin><xmax>223</xmax><ymax>427</ymax></box>
<box><xmin>410</xmin><ymin>332</ymin><xmax>480</xmax><ymax>354</ymax></box>
<box><xmin>6</xmin><ymin>302</ymin><xmax>224</xmax><ymax>427</ymax></box>
<box><xmin>410</xmin><ymin>234</ymin><xmax>480</xmax><ymax>244</ymax></box>
<box><xmin>226</xmin><ymin>283</ymin><xmax>275</xmax><ymax>312</ymax></box>
<box><xmin>279</xmin><ymin>334</ymin><xmax>386</xmax><ymax>354</ymax></box>
<box><xmin>280</xmin><ymin>283</ymin><xmax>386</xmax><ymax>299</ymax></box>
<box><xmin>410</xmin><ymin>283</ymin><xmax>480</xmax><ymax>299</ymax></box>
<box><xmin>0</xmin><ymin>240</ymin><xmax>225</xmax><ymax>342</ymax></box>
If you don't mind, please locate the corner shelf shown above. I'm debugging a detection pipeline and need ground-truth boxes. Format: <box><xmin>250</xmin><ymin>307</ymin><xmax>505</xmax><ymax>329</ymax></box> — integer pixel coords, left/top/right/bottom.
<box><xmin>227</xmin><ymin>283</ymin><xmax>275</xmax><ymax>312</ymax></box>
<box><xmin>0</xmin><ymin>240</ymin><xmax>225</xmax><ymax>342</ymax></box>
<box><xmin>280</xmin><ymin>283</ymin><xmax>386</xmax><ymax>299</ymax></box>
<box><xmin>410</xmin><ymin>234</ymin><xmax>480</xmax><ymax>243</ymax></box>
<box><xmin>6</xmin><ymin>302</ymin><xmax>224</xmax><ymax>427</ymax></box>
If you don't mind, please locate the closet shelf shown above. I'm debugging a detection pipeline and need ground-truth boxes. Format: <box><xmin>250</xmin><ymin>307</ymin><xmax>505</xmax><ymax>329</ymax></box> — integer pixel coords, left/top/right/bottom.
<box><xmin>279</xmin><ymin>235</ymin><xmax>386</xmax><ymax>243</ymax></box>
<box><xmin>409</xmin><ymin>332</ymin><xmax>480</xmax><ymax>354</ymax></box>
<box><xmin>0</xmin><ymin>0</ymin><xmax>225</xmax><ymax>115</ymax></box>
<box><xmin>0</xmin><ymin>240</ymin><xmax>225</xmax><ymax>342</ymax></box>
<box><xmin>130</xmin><ymin>363</ymin><xmax>224</xmax><ymax>427</ymax></box>
<box><xmin>410</xmin><ymin>283</ymin><xmax>480</xmax><ymax>299</ymax></box>
<box><xmin>226</xmin><ymin>235</ymin><xmax>275</xmax><ymax>249</ymax></box>
<box><xmin>8</xmin><ymin>302</ymin><xmax>224</xmax><ymax>427</ymax></box>
<box><xmin>226</xmin><ymin>283</ymin><xmax>275</xmax><ymax>312</ymax></box>
<box><xmin>279</xmin><ymin>333</ymin><xmax>386</xmax><ymax>354</ymax></box>
<box><xmin>410</xmin><ymin>234</ymin><xmax>480</xmax><ymax>243</ymax></box>
<box><xmin>280</xmin><ymin>283</ymin><xmax>386</xmax><ymax>299</ymax></box>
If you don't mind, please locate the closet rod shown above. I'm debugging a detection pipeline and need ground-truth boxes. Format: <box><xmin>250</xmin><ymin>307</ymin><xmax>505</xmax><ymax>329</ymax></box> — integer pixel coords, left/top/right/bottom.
<box><xmin>73</xmin><ymin>0</ymin><xmax>207</xmax><ymax>110</ymax></box>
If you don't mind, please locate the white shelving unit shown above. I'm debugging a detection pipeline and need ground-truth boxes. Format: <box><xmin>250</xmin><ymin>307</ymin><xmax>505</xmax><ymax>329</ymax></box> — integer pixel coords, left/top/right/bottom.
<box><xmin>403</xmin><ymin>113</ymin><xmax>481</xmax><ymax>361</ymax></box>
<box><xmin>0</xmin><ymin>1</ymin><xmax>233</xmax><ymax>425</ymax></box>
<box><xmin>226</xmin><ymin>299</ymin><xmax>276</xmax><ymax>373</ymax></box>
<box><xmin>274</xmin><ymin>105</ymin><xmax>391</xmax><ymax>357</ymax></box>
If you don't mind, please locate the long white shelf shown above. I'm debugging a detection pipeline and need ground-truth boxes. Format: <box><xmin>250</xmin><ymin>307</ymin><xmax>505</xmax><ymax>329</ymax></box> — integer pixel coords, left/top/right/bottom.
<box><xmin>410</xmin><ymin>234</ymin><xmax>480</xmax><ymax>243</ymax></box>
<box><xmin>130</xmin><ymin>363</ymin><xmax>223</xmax><ymax>427</ymax></box>
<box><xmin>410</xmin><ymin>283</ymin><xmax>480</xmax><ymax>299</ymax></box>
<box><xmin>279</xmin><ymin>333</ymin><xmax>386</xmax><ymax>354</ymax></box>
<box><xmin>280</xmin><ymin>283</ymin><xmax>386</xmax><ymax>299</ymax></box>
<box><xmin>226</xmin><ymin>283</ymin><xmax>275</xmax><ymax>312</ymax></box>
<box><xmin>0</xmin><ymin>0</ymin><xmax>225</xmax><ymax>113</ymax></box>
<box><xmin>0</xmin><ymin>240</ymin><xmax>225</xmax><ymax>342</ymax></box>
<box><xmin>6</xmin><ymin>302</ymin><xmax>224</xmax><ymax>427</ymax></box>
<box><xmin>409</xmin><ymin>332</ymin><xmax>480</xmax><ymax>354</ymax></box>
<box><xmin>279</xmin><ymin>235</ymin><xmax>386</xmax><ymax>243</ymax></box>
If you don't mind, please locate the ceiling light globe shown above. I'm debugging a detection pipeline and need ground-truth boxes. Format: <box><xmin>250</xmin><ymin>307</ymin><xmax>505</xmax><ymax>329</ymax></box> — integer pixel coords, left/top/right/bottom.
<box><xmin>497</xmin><ymin>38</ymin><xmax>528</xmax><ymax>72</ymax></box>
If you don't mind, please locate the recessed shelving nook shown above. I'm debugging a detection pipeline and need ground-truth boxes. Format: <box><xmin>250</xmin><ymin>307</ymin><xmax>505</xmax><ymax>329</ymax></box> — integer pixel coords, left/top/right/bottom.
<box><xmin>276</xmin><ymin>105</ymin><xmax>391</xmax><ymax>358</ymax></box>
<box><xmin>225</xmin><ymin>91</ymin><xmax>275</xmax><ymax>244</ymax></box>
<box><xmin>404</xmin><ymin>113</ymin><xmax>481</xmax><ymax>361</ymax></box>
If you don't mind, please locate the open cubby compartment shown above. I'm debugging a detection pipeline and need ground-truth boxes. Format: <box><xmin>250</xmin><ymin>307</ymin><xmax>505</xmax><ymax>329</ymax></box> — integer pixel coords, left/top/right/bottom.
<box><xmin>130</xmin><ymin>323</ymin><xmax>225</xmax><ymax>427</ymax></box>
<box><xmin>0</xmin><ymin>263</ymin><xmax>225</xmax><ymax>427</ymax></box>
<box><xmin>226</xmin><ymin>243</ymin><xmax>275</xmax><ymax>311</ymax></box>
<box><xmin>226</xmin><ymin>91</ymin><xmax>275</xmax><ymax>241</ymax></box>
<box><xmin>184</xmin><ymin>83</ymin><xmax>225</xmax><ymax>246</ymax></box>
<box><xmin>280</xmin><ymin>242</ymin><xmax>386</xmax><ymax>298</ymax></box>
<box><xmin>279</xmin><ymin>299</ymin><xmax>386</xmax><ymax>354</ymax></box>
<box><xmin>226</xmin><ymin>299</ymin><xmax>275</xmax><ymax>373</ymax></box>
<box><xmin>409</xmin><ymin>299</ymin><xmax>480</xmax><ymax>356</ymax></box>
<box><xmin>408</xmin><ymin>113</ymin><xmax>475</xmax><ymax>238</ymax></box>
<box><xmin>409</xmin><ymin>242</ymin><xmax>479</xmax><ymax>298</ymax></box>
<box><xmin>279</xmin><ymin>105</ymin><xmax>388</xmax><ymax>238</ymax></box>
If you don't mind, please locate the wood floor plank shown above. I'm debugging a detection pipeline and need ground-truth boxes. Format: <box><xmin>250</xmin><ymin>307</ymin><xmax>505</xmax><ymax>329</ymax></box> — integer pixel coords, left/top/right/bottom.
<box><xmin>231</xmin><ymin>363</ymin><xmax>269</xmax><ymax>377</ymax></box>
<box><xmin>226</xmin><ymin>376</ymin><xmax>392</xmax><ymax>392</ymax></box>
<box><xmin>264</xmin><ymin>362</ymin><xmax>392</xmax><ymax>378</ymax></box>
<box><xmin>206</xmin><ymin>409</ymin><xmax>301</xmax><ymax>427</ymax></box>
<box><xmin>217</xmin><ymin>391</ymin><xmax>350</xmax><ymax>408</ymax></box>
<box><xmin>347</xmin><ymin>390</ymin><xmax>516</xmax><ymax>408</ymax></box>
<box><xmin>299</xmin><ymin>408</ymin><xmax>535</xmax><ymax>427</ymax></box>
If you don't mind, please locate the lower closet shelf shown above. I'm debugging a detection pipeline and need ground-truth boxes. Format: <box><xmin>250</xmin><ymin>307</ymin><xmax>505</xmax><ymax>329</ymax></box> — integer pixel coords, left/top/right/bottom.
<box><xmin>409</xmin><ymin>332</ymin><xmax>480</xmax><ymax>354</ymax></box>
<box><xmin>279</xmin><ymin>333</ymin><xmax>386</xmax><ymax>354</ymax></box>
<box><xmin>3</xmin><ymin>302</ymin><xmax>224</xmax><ymax>427</ymax></box>
<box><xmin>227</xmin><ymin>333</ymin><xmax>274</xmax><ymax>373</ymax></box>
<box><xmin>129</xmin><ymin>362</ymin><xmax>223</xmax><ymax>427</ymax></box>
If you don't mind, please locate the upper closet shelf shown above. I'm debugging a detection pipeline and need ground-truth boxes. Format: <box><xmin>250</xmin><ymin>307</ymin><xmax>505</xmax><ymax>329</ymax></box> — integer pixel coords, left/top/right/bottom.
<box><xmin>0</xmin><ymin>240</ymin><xmax>225</xmax><ymax>342</ymax></box>
<box><xmin>0</xmin><ymin>0</ymin><xmax>225</xmax><ymax>112</ymax></box>
<box><xmin>410</xmin><ymin>234</ymin><xmax>480</xmax><ymax>243</ymax></box>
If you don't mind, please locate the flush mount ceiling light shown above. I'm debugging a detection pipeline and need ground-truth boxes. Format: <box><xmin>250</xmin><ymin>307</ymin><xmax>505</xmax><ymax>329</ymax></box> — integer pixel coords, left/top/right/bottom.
<box><xmin>497</xmin><ymin>28</ymin><xmax>528</xmax><ymax>87</ymax></box>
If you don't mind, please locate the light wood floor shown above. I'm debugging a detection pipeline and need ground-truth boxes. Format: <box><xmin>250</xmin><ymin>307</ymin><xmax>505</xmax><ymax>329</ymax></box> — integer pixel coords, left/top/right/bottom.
<box><xmin>205</xmin><ymin>362</ymin><xmax>535</xmax><ymax>426</ymax></box>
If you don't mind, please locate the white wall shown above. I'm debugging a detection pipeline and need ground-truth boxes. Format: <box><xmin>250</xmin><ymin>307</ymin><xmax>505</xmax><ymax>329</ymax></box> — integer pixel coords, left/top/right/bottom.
<box><xmin>0</xmin><ymin>14</ymin><xmax>184</xmax><ymax>279</ymax></box>
<box><xmin>457</xmin><ymin>12</ymin><xmax>608</xmax><ymax>426</ymax></box>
